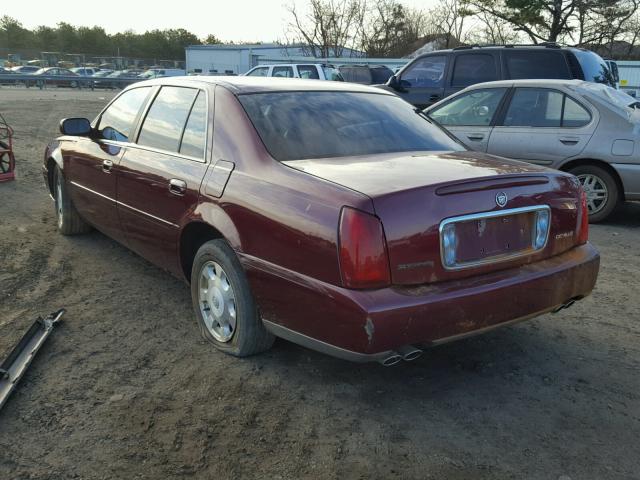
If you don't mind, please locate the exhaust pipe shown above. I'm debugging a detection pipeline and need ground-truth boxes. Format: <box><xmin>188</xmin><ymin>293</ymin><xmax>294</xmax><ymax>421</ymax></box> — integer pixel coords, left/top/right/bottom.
<box><xmin>553</xmin><ymin>299</ymin><xmax>577</xmax><ymax>313</ymax></box>
<box><xmin>378</xmin><ymin>352</ymin><xmax>403</xmax><ymax>367</ymax></box>
<box><xmin>397</xmin><ymin>345</ymin><xmax>423</xmax><ymax>362</ymax></box>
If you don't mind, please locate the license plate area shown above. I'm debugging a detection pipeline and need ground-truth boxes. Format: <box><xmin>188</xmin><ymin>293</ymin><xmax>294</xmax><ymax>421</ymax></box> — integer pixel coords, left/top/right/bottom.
<box><xmin>440</xmin><ymin>206</ymin><xmax>550</xmax><ymax>270</ymax></box>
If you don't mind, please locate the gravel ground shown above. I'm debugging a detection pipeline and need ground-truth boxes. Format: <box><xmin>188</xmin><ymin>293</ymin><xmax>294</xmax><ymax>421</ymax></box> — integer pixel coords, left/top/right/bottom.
<box><xmin>0</xmin><ymin>88</ymin><xmax>639</xmax><ymax>480</ymax></box>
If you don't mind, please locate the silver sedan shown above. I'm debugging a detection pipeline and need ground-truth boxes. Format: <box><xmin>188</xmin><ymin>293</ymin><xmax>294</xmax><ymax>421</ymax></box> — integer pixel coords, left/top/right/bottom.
<box><xmin>425</xmin><ymin>79</ymin><xmax>640</xmax><ymax>222</ymax></box>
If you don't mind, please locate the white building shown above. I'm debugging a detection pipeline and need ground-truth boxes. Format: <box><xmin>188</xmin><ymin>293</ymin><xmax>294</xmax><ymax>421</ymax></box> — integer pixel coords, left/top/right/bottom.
<box><xmin>185</xmin><ymin>43</ymin><xmax>367</xmax><ymax>75</ymax></box>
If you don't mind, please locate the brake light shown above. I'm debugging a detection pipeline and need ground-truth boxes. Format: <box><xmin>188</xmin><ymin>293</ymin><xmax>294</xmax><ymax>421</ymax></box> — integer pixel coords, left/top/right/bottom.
<box><xmin>577</xmin><ymin>187</ymin><xmax>589</xmax><ymax>244</ymax></box>
<box><xmin>338</xmin><ymin>207</ymin><xmax>391</xmax><ymax>289</ymax></box>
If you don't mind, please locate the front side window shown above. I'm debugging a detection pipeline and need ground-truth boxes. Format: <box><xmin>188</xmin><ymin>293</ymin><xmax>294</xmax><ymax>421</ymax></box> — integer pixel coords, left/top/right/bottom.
<box><xmin>504</xmin><ymin>88</ymin><xmax>563</xmax><ymax>127</ymax></box>
<box><xmin>400</xmin><ymin>56</ymin><xmax>446</xmax><ymax>88</ymax></box>
<box><xmin>451</xmin><ymin>54</ymin><xmax>497</xmax><ymax>87</ymax></box>
<box><xmin>238</xmin><ymin>91</ymin><xmax>463</xmax><ymax>161</ymax></box>
<box><xmin>98</xmin><ymin>87</ymin><xmax>151</xmax><ymax>142</ymax></box>
<box><xmin>137</xmin><ymin>86</ymin><xmax>198</xmax><ymax>152</ymax></box>
<box><xmin>297</xmin><ymin>65</ymin><xmax>320</xmax><ymax>80</ymax></box>
<box><xmin>247</xmin><ymin>67</ymin><xmax>268</xmax><ymax>77</ymax></box>
<box><xmin>429</xmin><ymin>88</ymin><xmax>507</xmax><ymax>126</ymax></box>
<box><xmin>179</xmin><ymin>91</ymin><xmax>207</xmax><ymax>159</ymax></box>
<box><xmin>272</xmin><ymin>66</ymin><xmax>294</xmax><ymax>78</ymax></box>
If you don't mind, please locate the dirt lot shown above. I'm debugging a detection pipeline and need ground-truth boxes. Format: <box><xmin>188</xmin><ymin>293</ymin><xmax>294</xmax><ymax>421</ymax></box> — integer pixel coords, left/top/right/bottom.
<box><xmin>0</xmin><ymin>88</ymin><xmax>639</xmax><ymax>480</ymax></box>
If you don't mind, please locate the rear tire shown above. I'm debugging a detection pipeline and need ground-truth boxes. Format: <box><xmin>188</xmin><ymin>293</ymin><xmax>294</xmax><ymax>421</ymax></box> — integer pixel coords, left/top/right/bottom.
<box><xmin>53</xmin><ymin>165</ymin><xmax>91</xmax><ymax>235</ymax></box>
<box><xmin>191</xmin><ymin>239</ymin><xmax>274</xmax><ymax>357</ymax></box>
<box><xmin>569</xmin><ymin>164</ymin><xmax>619</xmax><ymax>223</ymax></box>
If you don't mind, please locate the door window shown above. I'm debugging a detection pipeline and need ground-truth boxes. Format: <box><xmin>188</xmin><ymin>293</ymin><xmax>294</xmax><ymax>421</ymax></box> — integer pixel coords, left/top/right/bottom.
<box><xmin>504</xmin><ymin>51</ymin><xmax>570</xmax><ymax>80</ymax></box>
<box><xmin>451</xmin><ymin>54</ymin><xmax>497</xmax><ymax>87</ymax></box>
<box><xmin>503</xmin><ymin>88</ymin><xmax>563</xmax><ymax>127</ymax></box>
<box><xmin>98</xmin><ymin>87</ymin><xmax>151</xmax><ymax>142</ymax></box>
<box><xmin>272</xmin><ymin>66</ymin><xmax>294</xmax><ymax>78</ymax></box>
<box><xmin>247</xmin><ymin>67</ymin><xmax>268</xmax><ymax>77</ymax></box>
<box><xmin>429</xmin><ymin>88</ymin><xmax>507</xmax><ymax>126</ymax></box>
<box><xmin>137</xmin><ymin>86</ymin><xmax>198</xmax><ymax>152</ymax></box>
<box><xmin>562</xmin><ymin>96</ymin><xmax>591</xmax><ymax>127</ymax></box>
<box><xmin>297</xmin><ymin>65</ymin><xmax>320</xmax><ymax>79</ymax></box>
<box><xmin>400</xmin><ymin>56</ymin><xmax>446</xmax><ymax>88</ymax></box>
<box><xmin>179</xmin><ymin>91</ymin><xmax>207</xmax><ymax>159</ymax></box>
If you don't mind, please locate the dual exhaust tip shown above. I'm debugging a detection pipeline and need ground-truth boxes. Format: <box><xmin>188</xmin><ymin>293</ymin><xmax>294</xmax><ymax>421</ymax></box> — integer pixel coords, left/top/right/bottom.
<box><xmin>379</xmin><ymin>345</ymin><xmax>423</xmax><ymax>366</ymax></box>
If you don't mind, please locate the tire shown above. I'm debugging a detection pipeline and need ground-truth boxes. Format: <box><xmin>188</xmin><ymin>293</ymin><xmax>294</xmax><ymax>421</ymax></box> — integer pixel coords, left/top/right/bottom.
<box><xmin>569</xmin><ymin>164</ymin><xmax>619</xmax><ymax>223</ymax></box>
<box><xmin>191</xmin><ymin>239</ymin><xmax>274</xmax><ymax>357</ymax></box>
<box><xmin>53</xmin><ymin>165</ymin><xmax>91</xmax><ymax>235</ymax></box>
<box><xmin>70</xmin><ymin>80</ymin><xmax>78</xmax><ymax>88</ymax></box>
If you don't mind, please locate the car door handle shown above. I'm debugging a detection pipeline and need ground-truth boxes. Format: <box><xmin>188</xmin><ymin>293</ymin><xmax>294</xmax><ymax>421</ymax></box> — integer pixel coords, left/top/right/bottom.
<box><xmin>429</xmin><ymin>94</ymin><xmax>441</xmax><ymax>102</ymax></box>
<box><xmin>466</xmin><ymin>134</ymin><xmax>485</xmax><ymax>141</ymax></box>
<box><xmin>102</xmin><ymin>159</ymin><xmax>113</xmax><ymax>173</ymax></box>
<box><xmin>169</xmin><ymin>178</ymin><xmax>187</xmax><ymax>196</ymax></box>
<box><xmin>559</xmin><ymin>137</ymin><xmax>579</xmax><ymax>145</ymax></box>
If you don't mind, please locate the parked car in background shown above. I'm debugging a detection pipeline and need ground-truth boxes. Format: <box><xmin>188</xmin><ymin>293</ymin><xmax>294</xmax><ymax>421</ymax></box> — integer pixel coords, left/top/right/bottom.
<box><xmin>92</xmin><ymin>69</ymin><xmax>114</xmax><ymax>78</ymax></box>
<box><xmin>28</xmin><ymin>68</ymin><xmax>80</xmax><ymax>88</ymax></box>
<box><xmin>425</xmin><ymin>79</ymin><xmax>640</xmax><ymax>222</ymax></box>
<box><xmin>383</xmin><ymin>44</ymin><xmax>616</xmax><ymax>108</ymax></box>
<box><xmin>71</xmin><ymin>67</ymin><xmax>100</xmax><ymax>77</ymax></box>
<box><xmin>93</xmin><ymin>69</ymin><xmax>143</xmax><ymax>89</ymax></box>
<box><xmin>138</xmin><ymin>68</ymin><xmax>186</xmax><ymax>79</ymax></box>
<box><xmin>44</xmin><ymin>76</ymin><xmax>598</xmax><ymax>364</ymax></box>
<box><xmin>244</xmin><ymin>63</ymin><xmax>344</xmax><ymax>81</ymax></box>
<box><xmin>0</xmin><ymin>66</ymin><xmax>16</xmax><ymax>85</ymax></box>
<box><xmin>10</xmin><ymin>65</ymin><xmax>40</xmax><ymax>74</ymax></box>
<box><xmin>339</xmin><ymin>64</ymin><xmax>394</xmax><ymax>85</ymax></box>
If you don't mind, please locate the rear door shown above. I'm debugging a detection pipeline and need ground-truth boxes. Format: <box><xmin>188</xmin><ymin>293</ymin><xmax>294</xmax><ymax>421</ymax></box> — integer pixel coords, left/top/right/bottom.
<box><xmin>444</xmin><ymin>52</ymin><xmax>500</xmax><ymax>98</ymax></box>
<box><xmin>117</xmin><ymin>85</ymin><xmax>210</xmax><ymax>274</ymax></box>
<box><xmin>395</xmin><ymin>55</ymin><xmax>448</xmax><ymax>108</ymax></box>
<box><xmin>488</xmin><ymin>87</ymin><xmax>596</xmax><ymax>165</ymax></box>
<box><xmin>427</xmin><ymin>87</ymin><xmax>508</xmax><ymax>152</ymax></box>
<box><xmin>65</xmin><ymin>86</ymin><xmax>152</xmax><ymax>241</ymax></box>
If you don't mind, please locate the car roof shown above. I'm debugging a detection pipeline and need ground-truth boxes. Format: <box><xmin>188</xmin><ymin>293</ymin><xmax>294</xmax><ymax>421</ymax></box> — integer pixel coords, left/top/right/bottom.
<box><xmin>132</xmin><ymin>75</ymin><xmax>396</xmax><ymax>95</ymax></box>
<box><xmin>415</xmin><ymin>45</ymin><xmax>584</xmax><ymax>56</ymax></box>
<box><xmin>462</xmin><ymin>78</ymin><xmax>588</xmax><ymax>89</ymax></box>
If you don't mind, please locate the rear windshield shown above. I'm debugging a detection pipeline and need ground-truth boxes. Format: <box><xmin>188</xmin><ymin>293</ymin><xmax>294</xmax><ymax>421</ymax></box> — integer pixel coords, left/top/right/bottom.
<box><xmin>573</xmin><ymin>50</ymin><xmax>614</xmax><ymax>87</ymax></box>
<box><xmin>238</xmin><ymin>91</ymin><xmax>463</xmax><ymax>161</ymax></box>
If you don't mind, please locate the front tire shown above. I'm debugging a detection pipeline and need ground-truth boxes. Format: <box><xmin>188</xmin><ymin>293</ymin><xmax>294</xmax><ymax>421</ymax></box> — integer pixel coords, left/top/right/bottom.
<box><xmin>191</xmin><ymin>239</ymin><xmax>274</xmax><ymax>357</ymax></box>
<box><xmin>53</xmin><ymin>166</ymin><xmax>91</xmax><ymax>235</ymax></box>
<box><xmin>569</xmin><ymin>165</ymin><xmax>619</xmax><ymax>223</ymax></box>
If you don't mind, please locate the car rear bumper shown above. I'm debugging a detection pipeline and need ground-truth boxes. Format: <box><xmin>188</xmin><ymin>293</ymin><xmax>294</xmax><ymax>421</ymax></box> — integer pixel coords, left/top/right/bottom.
<box><xmin>242</xmin><ymin>243</ymin><xmax>600</xmax><ymax>362</ymax></box>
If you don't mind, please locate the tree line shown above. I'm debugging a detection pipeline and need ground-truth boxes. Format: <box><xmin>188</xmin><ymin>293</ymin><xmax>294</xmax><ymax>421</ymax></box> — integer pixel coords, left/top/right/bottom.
<box><xmin>286</xmin><ymin>0</ymin><xmax>640</xmax><ymax>59</ymax></box>
<box><xmin>0</xmin><ymin>16</ymin><xmax>222</xmax><ymax>60</ymax></box>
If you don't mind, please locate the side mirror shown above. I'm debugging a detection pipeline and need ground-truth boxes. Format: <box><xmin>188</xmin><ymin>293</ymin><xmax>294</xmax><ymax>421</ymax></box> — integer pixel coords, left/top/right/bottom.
<box><xmin>387</xmin><ymin>74</ymin><xmax>405</xmax><ymax>92</ymax></box>
<box><xmin>60</xmin><ymin>118</ymin><xmax>91</xmax><ymax>136</ymax></box>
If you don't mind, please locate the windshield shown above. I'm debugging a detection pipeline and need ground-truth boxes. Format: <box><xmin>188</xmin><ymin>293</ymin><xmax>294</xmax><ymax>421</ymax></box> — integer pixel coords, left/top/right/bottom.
<box><xmin>239</xmin><ymin>91</ymin><xmax>463</xmax><ymax>161</ymax></box>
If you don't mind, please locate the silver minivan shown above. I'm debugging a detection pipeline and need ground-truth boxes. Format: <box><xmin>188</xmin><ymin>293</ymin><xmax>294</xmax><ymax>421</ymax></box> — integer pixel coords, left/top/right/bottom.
<box><xmin>425</xmin><ymin>79</ymin><xmax>640</xmax><ymax>222</ymax></box>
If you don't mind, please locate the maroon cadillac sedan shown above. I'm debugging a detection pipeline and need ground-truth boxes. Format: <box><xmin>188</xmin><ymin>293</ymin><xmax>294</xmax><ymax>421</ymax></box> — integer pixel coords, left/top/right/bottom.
<box><xmin>43</xmin><ymin>77</ymin><xmax>599</xmax><ymax>365</ymax></box>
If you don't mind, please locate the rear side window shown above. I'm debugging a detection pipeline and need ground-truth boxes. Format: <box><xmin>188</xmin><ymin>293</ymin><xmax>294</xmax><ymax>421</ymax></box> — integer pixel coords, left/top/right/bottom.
<box><xmin>503</xmin><ymin>88</ymin><xmax>562</xmax><ymax>127</ymax></box>
<box><xmin>400</xmin><ymin>56</ymin><xmax>447</xmax><ymax>88</ymax></box>
<box><xmin>238</xmin><ymin>91</ymin><xmax>463</xmax><ymax>161</ymax></box>
<box><xmin>179</xmin><ymin>91</ymin><xmax>207</xmax><ymax>159</ymax></box>
<box><xmin>272</xmin><ymin>66</ymin><xmax>294</xmax><ymax>78</ymax></box>
<box><xmin>297</xmin><ymin>65</ymin><xmax>320</xmax><ymax>79</ymax></box>
<box><xmin>572</xmin><ymin>50</ymin><xmax>613</xmax><ymax>86</ymax></box>
<box><xmin>98</xmin><ymin>87</ymin><xmax>151</xmax><ymax>142</ymax></box>
<box><xmin>137</xmin><ymin>86</ymin><xmax>198</xmax><ymax>152</ymax></box>
<box><xmin>562</xmin><ymin>96</ymin><xmax>591</xmax><ymax>127</ymax></box>
<box><xmin>504</xmin><ymin>51</ymin><xmax>570</xmax><ymax>80</ymax></box>
<box><xmin>451</xmin><ymin>54</ymin><xmax>497</xmax><ymax>87</ymax></box>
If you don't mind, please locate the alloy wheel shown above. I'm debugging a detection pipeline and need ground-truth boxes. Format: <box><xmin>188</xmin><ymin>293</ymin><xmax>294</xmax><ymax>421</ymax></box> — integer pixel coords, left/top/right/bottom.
<box><xmin>198</xmin><ymin>261</ymin><xmax>237</xmax><ymax>342</ymax></box>
<box><xmin>577</xmin><ymin>173</ymin><xmax>608</xmax><ymax>215</ymax></box>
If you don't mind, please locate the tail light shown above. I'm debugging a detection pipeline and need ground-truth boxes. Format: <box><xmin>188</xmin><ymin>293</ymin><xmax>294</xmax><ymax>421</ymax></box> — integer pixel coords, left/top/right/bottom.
<box><xmin>338</xmin><ymin>207</ymin><xmax>391</xmax><ymax>289</ymax></box>
<box><xmin>577</xmin><ymin>187</ymin><xmax>589</xmax><ymax>245</ymax></box>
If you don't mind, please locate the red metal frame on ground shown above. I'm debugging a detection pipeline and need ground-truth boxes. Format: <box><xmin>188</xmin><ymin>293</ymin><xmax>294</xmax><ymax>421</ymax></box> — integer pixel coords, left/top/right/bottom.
<box><xmin>0</xmin><ymin>112</ymin><xmax>16</xmax><ymax>182</ymax></box>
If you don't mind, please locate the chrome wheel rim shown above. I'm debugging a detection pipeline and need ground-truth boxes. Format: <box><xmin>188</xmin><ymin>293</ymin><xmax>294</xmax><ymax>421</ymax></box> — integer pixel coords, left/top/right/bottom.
<box><xmin>578</xmin><ymin>173</ymin><xmax>608</xmax><ymax>215</ymax></box>
<box><xmin>198</xmin><ymin>261</ymin><xmax>237</xmax><ymax>342</ymax></box>
<box><xmin>55</xmin><ymin>175</ymin><xmax>64</xmax><ymax>228</ymax></box>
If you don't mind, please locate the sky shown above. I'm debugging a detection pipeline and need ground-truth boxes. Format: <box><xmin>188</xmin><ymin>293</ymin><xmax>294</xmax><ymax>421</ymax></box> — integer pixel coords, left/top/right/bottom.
<box><xmin>5</xmin><ymin>0</ymin><xmax>438</xmax><ymax>43</ymax></box>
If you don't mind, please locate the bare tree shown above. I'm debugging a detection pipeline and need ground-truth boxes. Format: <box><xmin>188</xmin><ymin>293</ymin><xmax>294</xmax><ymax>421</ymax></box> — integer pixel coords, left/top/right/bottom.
<box><xmin>286</xmin><ymin>0</ymin><xmax>365</xmax><ymax>57</ymax></box>
<box><xmin>429</xmin><ymin>0</ymin><xmax>473</xmax><ymax>47</ymax></box>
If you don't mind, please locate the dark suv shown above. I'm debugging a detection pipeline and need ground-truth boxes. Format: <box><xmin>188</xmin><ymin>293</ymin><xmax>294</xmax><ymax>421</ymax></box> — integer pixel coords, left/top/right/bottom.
<box><xmin>383</xmin><ymin>44</ymin><xmax>615</xmax><ymax>108</ymax></box>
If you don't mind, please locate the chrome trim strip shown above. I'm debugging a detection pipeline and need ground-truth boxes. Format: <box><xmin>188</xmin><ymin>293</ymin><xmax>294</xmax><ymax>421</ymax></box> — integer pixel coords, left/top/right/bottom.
<box><xmin>70</xmin><ymin>181</ymin><xmax>178</xmax><ymax>228</ymax></box>
<box><xmin>262</xmin><ymin>319</ymin><xmax>394</xmax><ymax>363</ymax></box>
<box><xmin>439</xmin><ymin>205</ymin><xmax>551</xmax><ymax>271</ymax></box>
<box><xmin>117</xmin><ymin>201</ymin><xmax>179</xmax><ymax>228</ymax></box>
<box><xmin>70</xmin><ymin>181</ymin><xmax>116</xmax><ymax>203</ymax></box>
